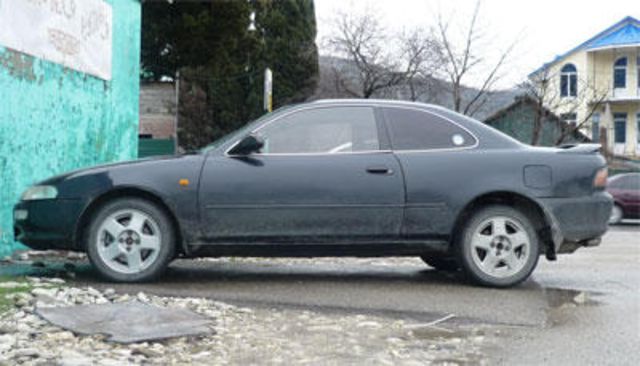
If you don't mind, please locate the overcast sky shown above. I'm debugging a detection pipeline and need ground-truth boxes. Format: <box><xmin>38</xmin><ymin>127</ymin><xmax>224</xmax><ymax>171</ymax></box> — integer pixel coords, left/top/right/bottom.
<box><xmin>314</xmin><ymin>0</ymin><xmax>639</xmax><ymax>89</ymax></box>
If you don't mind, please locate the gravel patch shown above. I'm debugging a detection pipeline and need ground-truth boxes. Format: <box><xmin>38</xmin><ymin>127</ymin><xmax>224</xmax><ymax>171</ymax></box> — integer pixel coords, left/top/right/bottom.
<box><xmin>0</xmin><ymin>276</ymin><xmax>497</xmax><ymax>365</ymax></box>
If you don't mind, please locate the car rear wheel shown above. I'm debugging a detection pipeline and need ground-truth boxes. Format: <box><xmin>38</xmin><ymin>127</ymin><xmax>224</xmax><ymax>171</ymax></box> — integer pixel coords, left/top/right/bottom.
<box><xmin>86</xmin><ymin>198</ymin><xmax>175</xmax><ymax>282</ymax></box>
<box><xmin>609</xmin><ymin>204</ymin><xmax>623</xmax><ymax>225</ymax></box>
<box><xmin>420</xmin><ymin>255</ymin><xmax>459</xmax><ymax>271</ymax></box>
<box><xmin>456</xmin><ymin>205</ymin><xmax>539</xmax><ymax>288</ymax></box>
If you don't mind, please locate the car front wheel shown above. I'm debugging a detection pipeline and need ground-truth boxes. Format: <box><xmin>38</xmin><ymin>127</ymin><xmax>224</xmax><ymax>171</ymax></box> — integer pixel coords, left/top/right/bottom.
<box><xmin>86</xmin><ymin>198</ymin><xmax>175</xmax><ymax>282</ymax></box>
<box><xmin>456</xmin><ymin>205</ymin><xmax>540</xmax><ymax>288</ymax></box>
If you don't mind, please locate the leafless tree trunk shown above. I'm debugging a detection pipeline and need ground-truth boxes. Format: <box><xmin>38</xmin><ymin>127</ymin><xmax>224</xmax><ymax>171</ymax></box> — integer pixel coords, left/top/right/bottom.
<box><xmin>523</xmin><ymin>69</ymin><xmax>553</xmax><ymax>146</ymax></box>
<box><xmin>435</xmin><ymin>0</ymin><xmax>516</xmax><ymax>116</ymax></box>
<box><xmin>600</xmin><ymin>126</ymin><xmax>611</xmax><ymax>161</ymax></box>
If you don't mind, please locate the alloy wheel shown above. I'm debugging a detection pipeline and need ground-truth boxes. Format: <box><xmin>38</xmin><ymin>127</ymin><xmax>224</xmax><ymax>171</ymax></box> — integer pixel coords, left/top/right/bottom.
<box><xmin>469</xmin><ymin>216</ymin><xmax>531</xmax><ymax>279</ymax></box>
<box><xmin>96</xmin><ymin>209</ymin><xmax>162</xmax><ymax>275</ymax></box>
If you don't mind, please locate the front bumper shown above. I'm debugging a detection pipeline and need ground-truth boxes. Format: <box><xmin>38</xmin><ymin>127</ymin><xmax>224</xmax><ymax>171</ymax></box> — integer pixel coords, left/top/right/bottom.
<box><xmin>539</xmin><ymin>191</ymin><xmax>613</xmax><ymax>254</ymax></box>
<box><xmin>13</xmin><ymin>199</ymin><xmax>84</xmax><ymax>250</ymax></box>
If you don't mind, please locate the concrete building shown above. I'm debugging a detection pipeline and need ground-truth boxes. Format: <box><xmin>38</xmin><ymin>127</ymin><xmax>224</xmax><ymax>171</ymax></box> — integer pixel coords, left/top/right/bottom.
<box><xmin>0</xmin><ymin>0</ymin><xmax>141</xmax><ymax>256</ymax></box>
<box><xmin>139</xmin><ymin>82</ymin><xmax>177</xmax><ymax>157</ymax></box>
<box><xmin>139</xmin><ymin>82</ymin><xmax>177</xmax><ymax>140</ymax></box>
<box><xmin>529</xmin><ymin>16</ymin><xmax>640</xmax><ymax>157</ymax></box>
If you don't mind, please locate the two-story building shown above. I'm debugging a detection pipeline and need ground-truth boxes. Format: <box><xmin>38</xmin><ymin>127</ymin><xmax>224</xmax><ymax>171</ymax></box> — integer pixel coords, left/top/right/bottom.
<box><xmin>529</xmin><ymin>16</ymin><xmax>640</xmax><ymax>157</ymax></box>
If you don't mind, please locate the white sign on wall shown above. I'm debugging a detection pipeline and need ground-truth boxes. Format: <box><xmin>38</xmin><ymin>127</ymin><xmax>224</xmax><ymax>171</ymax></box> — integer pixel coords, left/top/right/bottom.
<box><xmin>0</xmin><ymin>0</ymin><xmax>113</xmax><ymax>80</ymax></box>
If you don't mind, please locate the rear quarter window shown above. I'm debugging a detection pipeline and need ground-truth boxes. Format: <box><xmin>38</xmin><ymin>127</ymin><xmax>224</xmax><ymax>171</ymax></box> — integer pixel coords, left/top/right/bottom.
<box><xmin>383</xmin><ymin>107</ymin><xmax>477</xmax><ymax>150</ymax></box>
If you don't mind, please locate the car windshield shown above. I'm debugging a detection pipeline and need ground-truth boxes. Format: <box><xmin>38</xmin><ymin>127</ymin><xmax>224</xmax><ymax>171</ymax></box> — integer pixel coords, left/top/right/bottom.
<box><xmin>199</xmin><ymin>105</ymin><xmax>297</xmax><ymax>154</ymax></box>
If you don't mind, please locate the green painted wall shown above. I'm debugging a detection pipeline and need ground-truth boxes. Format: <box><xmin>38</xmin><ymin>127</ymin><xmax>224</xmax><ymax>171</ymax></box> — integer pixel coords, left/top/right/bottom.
<box><xmin>0</xmin><ymin>0</ymin><xmax>141</xmax><ymax>256</ymax></box>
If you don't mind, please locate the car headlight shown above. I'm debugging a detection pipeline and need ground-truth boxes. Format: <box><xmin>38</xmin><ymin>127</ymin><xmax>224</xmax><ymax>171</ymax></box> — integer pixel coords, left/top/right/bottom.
<box><xmin>21</xmin><ymin>185</ymin><xmax>58</xmax><ymax>201</ymax></box>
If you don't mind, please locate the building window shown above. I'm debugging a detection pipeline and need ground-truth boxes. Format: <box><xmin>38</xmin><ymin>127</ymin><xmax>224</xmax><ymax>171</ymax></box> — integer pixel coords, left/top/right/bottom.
<box><xmin>560</xmin><ymin>64</ymin><xmax>577</xmax><ymax>97</ymax></box>
<box><xmin>614</xmin><ymin>113</ymin><xmax>627</xmax><ymax>143</ymax></box>
<box><xmin>592</xmin><ymin>113</ymin><xmax>600</xmax><ymax>142</ymax></box>
<box><xmin>561</xmin><ymin>113</ymin><xmax>577</xmax><ymax>126</ymax></box>
<box><xmin>613</xmin><ymin>57</ymin><xmax>627</xmax><ymax>88</ymax></box>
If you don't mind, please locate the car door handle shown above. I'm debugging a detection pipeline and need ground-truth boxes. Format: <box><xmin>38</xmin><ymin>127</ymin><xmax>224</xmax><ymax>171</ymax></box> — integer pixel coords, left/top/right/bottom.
<box><xmin>366</xmin><ymin>166</ymin><xmax>393</xmax><ymax>175</ymax></box>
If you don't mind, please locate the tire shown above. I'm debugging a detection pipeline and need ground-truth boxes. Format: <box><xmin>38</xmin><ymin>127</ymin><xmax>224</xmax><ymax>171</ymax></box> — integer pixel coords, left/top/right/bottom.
<box><xmin>85</xmin><ymin>197</ymin><xmax>175</xmax><ymax>282</ymax></box>
<box><xmin>456</xmin><ymin>205</ymin><xmax>540</xmax><ymax>288</ymax></box>
<box><xmin>609</xmin><ymin>204</ymin><xmax>623</xmax><ymax>225</ymax></box>
<box><xmin>420</xmin><ymin>255</ymin><xmax>459</xmax><ymax>271</ymax></box>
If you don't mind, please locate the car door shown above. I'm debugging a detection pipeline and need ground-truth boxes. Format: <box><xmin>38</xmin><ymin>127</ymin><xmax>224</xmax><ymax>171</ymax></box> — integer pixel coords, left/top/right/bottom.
<box><xmin>198</xmin><ymin>105</ymin><xmax>405</xmax><ymax>242</ymax></box>
<box><xmin>618</xmin><ymin>175</ymin><xmax>640</xmax><ymax>217</ymax></box>
<box><xmin>381</xmin><ymin>106</ymin><xmax>479</xmax><ymax>238</ymax></box>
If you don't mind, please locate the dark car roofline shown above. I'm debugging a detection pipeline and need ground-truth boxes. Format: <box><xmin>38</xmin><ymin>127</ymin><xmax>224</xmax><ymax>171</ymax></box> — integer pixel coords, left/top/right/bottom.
<box><xmin>312</xmin><ymin>98</ymin><xmax>438</xmax><ymax>109</ymax></box>
<box><xmin>312</xmin><ymin>99</ymin><xmax>470</xmax><ymax>113</ymax></box>
<box><xmin>609</xmin><ymin>172</ymin><xmax>640</xmax><ymax>180</ymax></box>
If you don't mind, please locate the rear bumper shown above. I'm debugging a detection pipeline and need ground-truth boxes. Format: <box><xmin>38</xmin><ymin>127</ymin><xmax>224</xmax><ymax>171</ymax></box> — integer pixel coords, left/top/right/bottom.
<box><xmin>539</xmin><ymin>191</ymin><xmax>613</xmax><ymax>253</ymax></box>
<box><xmin>13</xmin><ymin>199</ymin><xmax>84</xmax><ymax>250</ymax></box>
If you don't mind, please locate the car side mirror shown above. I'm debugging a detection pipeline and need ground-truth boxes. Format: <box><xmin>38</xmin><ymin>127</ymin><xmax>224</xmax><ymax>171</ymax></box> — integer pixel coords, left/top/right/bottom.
<box><xmin>228</xmin><ymin>134</ymin><xmax>264</xmax><ymax>156</ymax></box>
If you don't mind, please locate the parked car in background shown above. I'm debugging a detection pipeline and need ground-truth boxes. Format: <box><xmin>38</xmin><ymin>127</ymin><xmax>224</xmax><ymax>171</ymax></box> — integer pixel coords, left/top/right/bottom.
<box><xmin>607</xmin><ymin>173</ymin><xmax>640</xmax><ymax>224</ymax></box>
<box><xmin>13</xmin><ymin>100</ymin><xmax>613</xmax><ymax>287</ymax></box>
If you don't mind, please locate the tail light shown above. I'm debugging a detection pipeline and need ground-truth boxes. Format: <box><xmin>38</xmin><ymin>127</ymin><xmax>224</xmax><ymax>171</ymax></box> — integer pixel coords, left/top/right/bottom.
<box><xmin>593</xmin><ymin>167</ymin><xmax>608</xmax><ymax>188</ymax></box>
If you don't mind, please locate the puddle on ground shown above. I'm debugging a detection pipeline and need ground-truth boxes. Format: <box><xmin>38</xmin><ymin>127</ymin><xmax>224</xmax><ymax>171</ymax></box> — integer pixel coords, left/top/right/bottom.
<box><xmin>544</xmin><ymin>287</ymin><xmax>603</xmax><ymax>307</ymax></box>
<box><xmin>543</xmin><ymin>287</ymin><xmax>603</xmax><ymax>326</ymax></box>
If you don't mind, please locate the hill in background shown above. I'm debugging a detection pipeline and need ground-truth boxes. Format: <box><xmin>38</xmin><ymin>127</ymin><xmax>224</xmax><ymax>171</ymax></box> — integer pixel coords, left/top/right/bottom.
<box><xmin>312</xmin><ymin>56</ymin><xmax>519</xmax><ymax>121</ymax></box>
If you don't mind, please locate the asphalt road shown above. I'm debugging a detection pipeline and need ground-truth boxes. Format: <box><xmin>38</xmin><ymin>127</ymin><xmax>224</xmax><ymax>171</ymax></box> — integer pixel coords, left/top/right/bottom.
<box><xmin>495</xmin><ymin>223</ymin><xmax>640</xmax><ymax>365</ymax></box>
<box><xmin>2</xmin><ymin>223</ymin><xmax>639</xmax><ymax>365</ymax></box>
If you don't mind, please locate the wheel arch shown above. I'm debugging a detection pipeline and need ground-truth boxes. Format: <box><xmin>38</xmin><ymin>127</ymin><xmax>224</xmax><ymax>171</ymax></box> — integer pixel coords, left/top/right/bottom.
<box><xmin>452</xmin><ymin>191</ymin><xmax>555</xmax><ymax>259</ymax></box>
<box><xmin>612</xmin><ymin>200</ymin><xmax>624</xmax><ymax>211</ymax></box>
<box><xmin>74</xmin><ymin>187</ymin><xmax>185</xmax><ymax>255</ymax></box>
<box><xmin>610</xmin><ymin>201</ymin><xmax>625</xmax><ymax>221</ymax></box>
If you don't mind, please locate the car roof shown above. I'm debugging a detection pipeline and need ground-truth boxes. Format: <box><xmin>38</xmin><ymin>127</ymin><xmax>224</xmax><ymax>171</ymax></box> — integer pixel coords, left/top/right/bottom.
<box><xmin>609</xmin><ymin>172</ymin><xmax>640</xmax><ymax>180</ymax></box>
<box><xmin>309</xmin><ymin>98</ymin><xmax>497</xmax><ymax>123</ymax></box>
<box><xmin>311</xmin><ymin>98</ymin><xmax>438</xmax><ymax>109</ymax></box>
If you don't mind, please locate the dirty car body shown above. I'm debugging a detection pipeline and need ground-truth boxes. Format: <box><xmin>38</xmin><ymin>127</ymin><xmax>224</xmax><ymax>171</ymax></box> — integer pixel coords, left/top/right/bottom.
<box><xmin>13</xmin><ymin>100</ymin><xmax>612</xmax><ymax>287</ymax></box>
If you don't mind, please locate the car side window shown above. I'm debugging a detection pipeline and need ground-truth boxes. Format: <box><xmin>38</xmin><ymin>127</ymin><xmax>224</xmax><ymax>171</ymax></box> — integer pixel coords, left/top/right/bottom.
<box><xmin>255</xmin><ymin>107</ymin><xmax>379</xmax><ymax>154</ymax></box>
<box><xmin>383</xmin><ymin>107</ymin><xmax>476</xmax><ymax>150</ymax></box>
<box><xmin>609</xmin><ymin>177</ymin><xmax>625</xmax><ymax>189</ymax></box>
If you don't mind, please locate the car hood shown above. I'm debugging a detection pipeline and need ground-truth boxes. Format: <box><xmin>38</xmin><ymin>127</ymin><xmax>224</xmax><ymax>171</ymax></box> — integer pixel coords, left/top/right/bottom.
<box><xmin>38</xmin><ymin>155</ymin><xmax>195</xmax><ymax>185</ymax></box>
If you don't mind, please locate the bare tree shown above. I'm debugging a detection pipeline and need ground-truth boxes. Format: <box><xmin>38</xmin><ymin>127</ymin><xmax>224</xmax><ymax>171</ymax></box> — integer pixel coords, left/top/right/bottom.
<box><xmin>327</xmin><ymin>8</ymin><xmax>437</xmax><ymax>99</ymax></box>
<box><xmin>398</xmin><ymin>27</ymin><xmax>443</xmax><ymax>101</ymax></box>
<box><xmin>435</xmin><ymin>0</ymin><xmax>516</xmax><ymax>116</ymax></box>
<box><xmin>523</xmin><ymin>68</ymin><xmax>608</xmax><ymax>146</ymax></box>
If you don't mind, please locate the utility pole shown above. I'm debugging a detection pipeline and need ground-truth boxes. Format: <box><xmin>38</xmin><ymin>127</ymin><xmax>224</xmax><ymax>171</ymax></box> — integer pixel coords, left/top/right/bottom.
<box><xmin>174</xmin><ymin>70</ymin><xmax>180</xmax><ymax>154</ymax></box>
<box><xmin>264</xmin><ymin>67</ymin><xmax>272</xmax><ymax>112</ymax></box>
